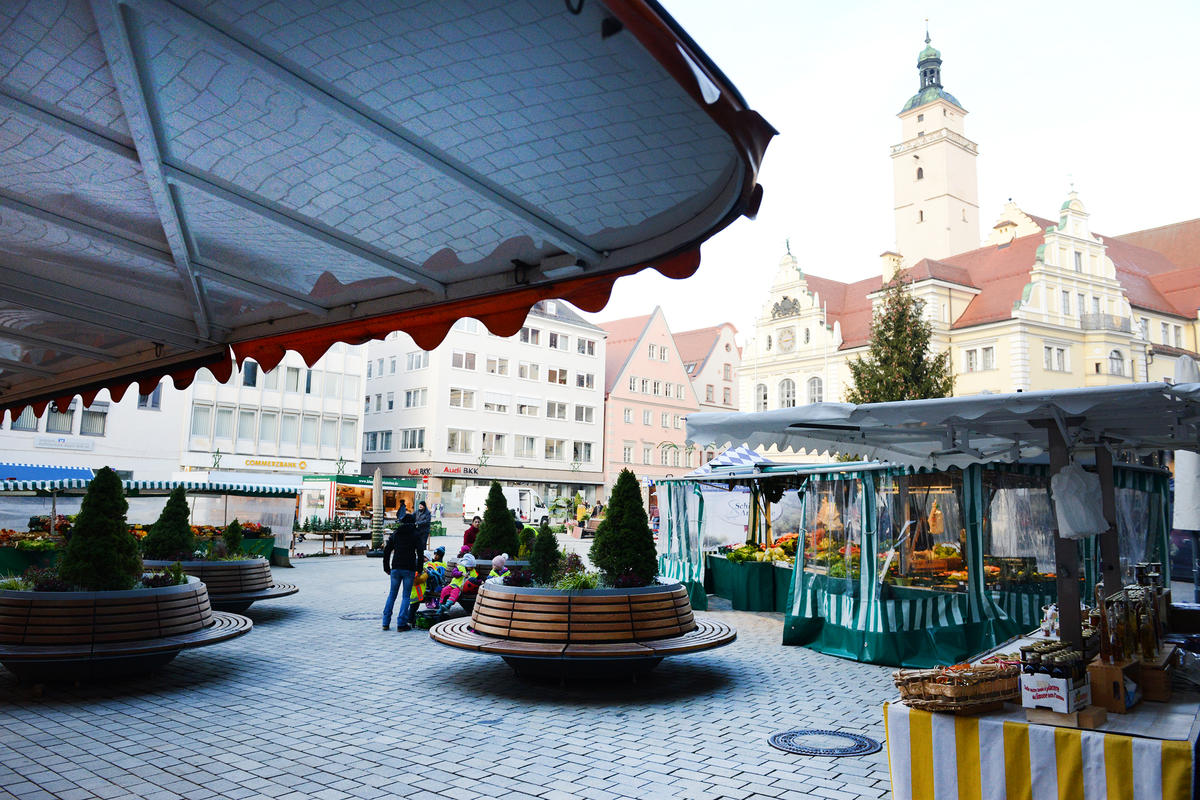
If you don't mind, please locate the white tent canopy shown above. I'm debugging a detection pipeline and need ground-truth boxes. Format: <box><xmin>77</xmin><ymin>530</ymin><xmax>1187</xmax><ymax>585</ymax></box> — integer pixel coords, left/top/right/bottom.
<box><xmin>685</xmin><ymin>443</ymin><xmax>776</xmax><ymax>477</ymax></box>
<box><xmin>687</xmin><ymin>383</ymin><xmax>1200</xmax><ymax>471</ymax></box>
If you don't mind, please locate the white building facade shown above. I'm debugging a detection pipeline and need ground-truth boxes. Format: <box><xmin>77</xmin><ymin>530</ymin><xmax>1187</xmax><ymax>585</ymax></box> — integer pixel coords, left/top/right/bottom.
<box><xmin>363</xmin><ymin>301</ymin><xmax>606</xmax><ymax>513</ymax></box>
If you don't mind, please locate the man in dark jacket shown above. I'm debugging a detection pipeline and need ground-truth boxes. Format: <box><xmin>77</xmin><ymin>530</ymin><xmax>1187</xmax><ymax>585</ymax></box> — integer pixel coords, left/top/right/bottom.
<box><xmin>381</xmin><ymin>513</ymin><xmax>422</xmax><ymax>631</ymax></box>
<box><xmin>414</xmin><ymin>501</ymin><xmax>432</xmax><ymax>549</ymax></box>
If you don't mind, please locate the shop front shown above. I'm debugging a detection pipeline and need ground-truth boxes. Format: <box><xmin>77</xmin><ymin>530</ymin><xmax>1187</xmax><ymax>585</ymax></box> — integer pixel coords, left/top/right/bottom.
<box><xmin>299</xmin><ymin>475</ymin><xmax>424</xmax><ymax>525</ymax></box>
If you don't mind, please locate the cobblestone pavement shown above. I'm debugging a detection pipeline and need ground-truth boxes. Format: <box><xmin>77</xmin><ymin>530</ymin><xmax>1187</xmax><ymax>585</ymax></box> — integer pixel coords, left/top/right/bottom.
<box><xmin>0</xmin><ymin>556</ymin><xmax>897</xmax><ymax>800</ymax></box>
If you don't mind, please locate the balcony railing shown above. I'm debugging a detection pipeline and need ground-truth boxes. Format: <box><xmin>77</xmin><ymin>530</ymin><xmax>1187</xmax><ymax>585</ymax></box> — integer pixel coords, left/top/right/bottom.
<box><xmin>1080</xmin><ymin>313</ymin><xmax>1132</xmax><ymax>333</ymax></box>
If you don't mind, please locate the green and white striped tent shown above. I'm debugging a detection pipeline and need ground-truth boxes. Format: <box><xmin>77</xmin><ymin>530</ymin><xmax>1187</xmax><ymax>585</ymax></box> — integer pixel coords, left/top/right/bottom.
<box><xmin>0</xmin><ymin>477</ymin><xmax>298</xmax><ymax>497</ymax></box>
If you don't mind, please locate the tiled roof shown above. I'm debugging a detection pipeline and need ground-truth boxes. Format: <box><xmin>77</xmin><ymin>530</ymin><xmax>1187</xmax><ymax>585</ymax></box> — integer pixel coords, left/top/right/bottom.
<box><xmin>945</xmin><ymin>234</ymin><xmax>1046</xmax><ymax>329</ymax></box>
<box><xmin>1115</xmin><ymin>218</ymin><xmax>1200</xmax><ymax>271</ymax></box>
<box><xmin>673</xmin><ymin>324</ymin><xmax>733</xmax><ymax>374</ymax></box>
<box><xmin>1098</xmin><ymin>236</ymin><xmax>1187</xmax><ymax>317</ymax></box>
<box><xmin>598</xmin><ymin>313</ymin><xmax>653</xmax><ymax>394</ymax></box>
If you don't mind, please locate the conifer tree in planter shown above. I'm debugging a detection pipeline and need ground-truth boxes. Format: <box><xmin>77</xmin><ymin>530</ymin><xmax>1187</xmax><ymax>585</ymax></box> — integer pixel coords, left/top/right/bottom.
<box><xmin>141</xmin><ymin>486</ymin><xmax>195</xmax><ymax>561</ymax></box>
<box><xmin>223</xmin><ymin>519</ymin><xmax>244</xmax><ymax>556</ymax></box>
<box><xmin>59</xmin><ymin>466</ymin><xmax>141</xmax><ymax>591</ymax></box>
<box><xmin>472</xmin><ymin>481</ymin><xmax>519</xmax><ymax>559</ymax></box>
<box><xmin>590</xmin><ymin>469</ymin><xmax>658</xmax><ymax>586</ymax></box>
<box><xmin>529</xmin><ymin>519</ymin><xmax>561</xmax><ymax>584</ymax></box>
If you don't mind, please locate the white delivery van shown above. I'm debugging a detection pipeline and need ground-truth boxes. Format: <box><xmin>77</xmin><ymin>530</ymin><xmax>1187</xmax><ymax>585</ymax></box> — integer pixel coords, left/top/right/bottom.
<box><xmin>461</xmin><ymin>485</ymin><xmax>549</xmax><ymax>526</ymax></box>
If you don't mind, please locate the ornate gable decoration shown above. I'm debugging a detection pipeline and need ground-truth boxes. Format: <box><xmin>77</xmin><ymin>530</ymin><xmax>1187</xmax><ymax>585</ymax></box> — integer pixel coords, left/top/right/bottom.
<box><xmin>772</xmin><ymin>296</ymin><xmax>801</xmax><ymax>319</ymax></box>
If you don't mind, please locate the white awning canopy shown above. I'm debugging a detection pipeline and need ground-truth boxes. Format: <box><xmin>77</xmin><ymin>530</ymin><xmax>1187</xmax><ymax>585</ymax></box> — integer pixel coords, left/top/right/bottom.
<box><xmin>0</xmin><ymin>1</ymin><xmax>774</xmax><ymax>416</ymax></box>
<box><xmin>687</xmin><ymin>383</ymin><xmax>1200</xmax><ymax>470</ymax></box>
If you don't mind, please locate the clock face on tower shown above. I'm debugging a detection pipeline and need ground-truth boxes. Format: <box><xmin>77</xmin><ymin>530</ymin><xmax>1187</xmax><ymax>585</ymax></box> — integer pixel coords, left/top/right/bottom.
<box><xmin>779</xmin><ymin>328</ymin><xmax>796</xmax><ymax>352</ymax></box>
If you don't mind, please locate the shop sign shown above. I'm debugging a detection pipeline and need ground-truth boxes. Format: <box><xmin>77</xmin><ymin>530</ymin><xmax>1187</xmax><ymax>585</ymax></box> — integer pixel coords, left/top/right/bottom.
<box><xmin>243</xmin><ymin>457</ymin><xmax>308</xmax><ymax>470</ymax></box>
<box><xmin>406</xmin><ymin>466</ymin><xmax>479</xmax><ymax>476</ymax></box>
<box><xmin>35</xmin><ymin>436</ymin><xmax>94</xmax><ymax>451</ymax></box>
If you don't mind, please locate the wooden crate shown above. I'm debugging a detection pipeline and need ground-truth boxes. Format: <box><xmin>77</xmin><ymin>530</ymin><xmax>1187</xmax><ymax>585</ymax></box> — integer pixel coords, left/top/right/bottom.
<box><xmin>1139</xmin><ymin>645</ymin><xmax>1177</xmax><ymax>703</ymax></box>
<box><xmin>1026</xmin><ymin>705</ymin><xmax>1108</xmax><ymax>730</ymax></box>
<box><xmin>1088</xmin><ymin>656</ymin><xmax>1139</xmax><ymax>713</ymax></box>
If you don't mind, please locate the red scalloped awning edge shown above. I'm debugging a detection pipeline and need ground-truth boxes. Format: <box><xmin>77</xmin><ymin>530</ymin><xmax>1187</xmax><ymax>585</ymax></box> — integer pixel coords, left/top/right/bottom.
<box><xmin>1</xmin><ymin>250</ymin><xmax>701</xmax><ymax>419</ymax></box>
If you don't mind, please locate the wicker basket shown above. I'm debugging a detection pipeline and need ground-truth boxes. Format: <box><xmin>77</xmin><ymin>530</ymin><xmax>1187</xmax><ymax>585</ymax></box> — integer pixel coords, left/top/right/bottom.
<box><xmin>893</xmin><ymin>663</ymin><xmax>1020</xmax><ymax>713</ymax></box>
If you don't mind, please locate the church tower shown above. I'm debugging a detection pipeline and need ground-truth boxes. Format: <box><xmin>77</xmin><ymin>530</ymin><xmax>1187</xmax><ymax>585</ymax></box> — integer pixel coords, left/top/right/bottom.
<box><xmin>890</xmin><ymin>32</ymin><xmax>980</xmax><ymax>266</ymax></box>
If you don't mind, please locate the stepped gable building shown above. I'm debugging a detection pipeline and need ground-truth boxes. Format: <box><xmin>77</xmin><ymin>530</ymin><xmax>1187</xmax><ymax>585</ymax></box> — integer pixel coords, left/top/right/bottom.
<box><xmin>741</xmin><ymin>34</ymin><xmax>1200</xmax><ymax>415</ymax></box>
<box><xmin>599</xmin><ymin>308</ymin><xmax>700</xmax><ymax>503</ymax></box>
<box><xmin>674</xmin><ymin>323</ymin><xmax>741</xmax><ymax>415</ymax></box>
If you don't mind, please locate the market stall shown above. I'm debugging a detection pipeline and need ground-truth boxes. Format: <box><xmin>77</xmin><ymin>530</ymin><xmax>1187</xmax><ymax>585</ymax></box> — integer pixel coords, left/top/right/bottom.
<box><xmin>686</xmin><ymin>383</ymin><xmax>1200</xmax><ymax>799</ymax></box>
<box><xmin>299</xmin><ymin>475</ymin><xmax>427</xmax><ymax>527</ymax></box>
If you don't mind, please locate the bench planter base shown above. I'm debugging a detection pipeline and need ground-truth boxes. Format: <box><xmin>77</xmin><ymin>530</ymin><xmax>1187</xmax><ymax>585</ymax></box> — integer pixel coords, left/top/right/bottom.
<box><xmin>0</xmin><ymin>577</ymin><xmax>252</xmax><ymax>682</ymax></box>
<box><xmin>144</xmin><ymin>558</ymin><xmax>298</xmax><ymax>611</ymax></box>
<box><xmin>430</xmin><ymin>581</ymin><xmax>735</xmax><ymax>679</ymax></box>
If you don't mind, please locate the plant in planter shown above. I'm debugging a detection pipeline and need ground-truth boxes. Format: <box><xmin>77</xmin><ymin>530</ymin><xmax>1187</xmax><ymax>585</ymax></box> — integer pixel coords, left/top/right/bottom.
<box><xmin>472</xmin><ymin>481</ymin><xmax>519</xmax><ymax>560</ymax></box>
<box><xmin>529</xmin><ymin>520</ymin><xmax>561</xmax><ymax>584</ymax></box>
<box><xmin>141</xmin><ymin>486</ymin><xmax>195</xmax><ymax>562</ymax></box>
<box><xmin>589</xmin><ymin>468</ymin><xmax>657</xmax><ymax>587</ymax></box>
<box><xmin>59</xmin><ymin>467</ymin><xmax>141</xmax><ymax>591</ymax></box>
<box><xmin>223</xmin><ymin>519</ymin><xmax>244</xmax><ymax>556</ymax></box>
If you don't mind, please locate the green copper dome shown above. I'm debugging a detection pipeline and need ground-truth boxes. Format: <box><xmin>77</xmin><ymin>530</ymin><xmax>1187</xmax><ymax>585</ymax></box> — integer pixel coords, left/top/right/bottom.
<box><xmin>918</xmin><ymin>43</ymin><xmax>941</xmax><ymax>63</ymax></box>
<box><xmin>901</xmin><ymin>87</ymin><xmax>963</xmax><ymax>114</ymax></box>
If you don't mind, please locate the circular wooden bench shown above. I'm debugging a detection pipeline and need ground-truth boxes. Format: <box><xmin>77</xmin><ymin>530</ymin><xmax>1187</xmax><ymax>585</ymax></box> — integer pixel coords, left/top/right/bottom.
<box><xmin>144</xmin><ymin>558</ymin><xmax>298</xmax><ymax>612</ymax></box>
<box><xmin>0</xmin><ymin>577</ymin><xmax>252</xmax><ymax>681</ymax></box>
<box><xmin>430</xmin><ymin>581</ymin><xmax>735</xmax><ymax>678</ymax></box>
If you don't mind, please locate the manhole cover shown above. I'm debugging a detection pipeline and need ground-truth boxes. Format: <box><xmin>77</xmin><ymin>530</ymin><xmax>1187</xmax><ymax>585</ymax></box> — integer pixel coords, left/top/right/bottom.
<box><xmin>340</xmin><ymin>612</ymin><xmax>380</xmax><ymax>621</ymax></box>
<box><xmin>767</xmin><ymin>729</ymin><xmax>882</xmax><ymax>757</ymax></box>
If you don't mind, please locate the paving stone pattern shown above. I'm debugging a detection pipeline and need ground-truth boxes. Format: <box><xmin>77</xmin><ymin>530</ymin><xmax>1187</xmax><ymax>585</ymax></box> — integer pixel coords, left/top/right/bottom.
<box><xmin>0</xmin><ymin>556</ymin><xmax>897</xmax><ymax>800</ymax></box>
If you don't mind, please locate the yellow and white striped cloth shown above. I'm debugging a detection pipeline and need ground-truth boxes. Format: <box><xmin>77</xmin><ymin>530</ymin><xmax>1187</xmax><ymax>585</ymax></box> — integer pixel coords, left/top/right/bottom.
<box><xmin>884</xmin><ymin>702</ymin><xmax>1195</xmax><ymax>800</ymax></box>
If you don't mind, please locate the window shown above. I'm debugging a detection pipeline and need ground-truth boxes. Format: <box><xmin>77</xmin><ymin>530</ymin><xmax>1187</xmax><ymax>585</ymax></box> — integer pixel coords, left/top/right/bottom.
<box><xmin>386</xmin><ymin>392</ymin><xmax>394</xmax><ymax>411</ymax></box>
<box><xmin>628</xmin><ymin>376</ymin><xmax>638</xmax><ymax>392</ymax></box>
<box><xmin>643</xmin><ymin>446</ymin><xmax>651</xmax><ymax>465</ymax></box>
<box><xmin>259</xmin><ymin>412</ymin><xmax>278</xmax><ymax>445</ymax></box>
<box><xmin>405</xmin><ymin>388</ymin><xmax>427</xmax><ymax>408</ymax></box>
<box><xmin>576</xmin><ymin>338</ymin><xmax>596</xmax><ymax>356</ymax></box>
<box><xmin>756</xmin><ymin>383</ymin><xmax>767</xmax><ymax>412</ymax></box>
<box><xmin>965</xmin><ymin>350</ymin><xmax>978</xmax><ymax>372</ymax></box>
<box><xmin>518</xmin><ymin>362</ymin><xmax>540</xmax><ymax>381</ymax></box>
<box><xmin>406</xmin><ymin>351</ymin><xmax>429</xmax><ymax>370</ymax></box>
<box><xmin>1062</xmin><ymin>291</ymin><xmax>1071</xmax><ymax>315</ymax></box>
<box><xmin>982</xmin><ymin>347</ymin><xmax>995</xmax><ymax>371</ymax></box>
<box><xmin>652</xmin><ymin>381</ymin><xmax>661</xmax><ymax>396</ymax></box>
<box><xmin>324</xmin><ymin>374</ymin><xmax>340</xmax><ymax>400</ymax></box>
<box><xmin>685</xmin><ymin>362</ymin><xmax>696</xmax><ymax>374</ymax></box>
<box><xmin>376</xmin><ymin>358</ymin><xmax>384</xmax><ymax>376</ymax></box>
<box><xmin>374</xmin><ymin>394</ymin><xmax>382</xmax><ymax>412</ymax></box>
<box><xmin>807</xmin><ymin>377</ymin><xmax>823</xmax><ymax>404</ymax></box>
<box><xmin>519</xmin><ymin>327</ymin><xmax>540</xmax><ymax>345</ymax></box>
<box><xmin>138</xmin><ymin>383</ymin><xmax>163</xmax><ymax>410</ymax></box>
<box><xmin>364</xmin><ymin>432</ymin><xmax>378</xmax><ymax>452</ymax></box>
<box><xmin>573</xmin><ymin>442</ymin><xmax>593</xmax><ymax>463</ymax></box>
<box><xmin>346</xmin><ymin>375</ymin><xmax>359</xmax><ymax>402</ymax></box>
<box><xmin>44</xmin><ymin>403</ymin><xmax>73</xmax><ymax>434</ymax></box>
<box><xmin>486</xmin><ymin>356</ymin><xmax>509</xmax><ymax>375</ymax></box>
<box><xmin>623</xmin><ymin>408</ymin><xmax>633</xmax><ymax>423</ymax></box>
<box><xmin>389</xmin><ymin>357</ymin><xmax>397</xmax><ymax>374</ymax></box>
<box><xmin>320</xmin><ymin>418</ymin><xmax>337</xmax><ymax>448</ymax></box>
<box><xmin>1139</xmin><ymin>318</ymin><xmax>1150</xmax><ymax>340</ymax></box>
<box><xmin>640</xmin><ymin>378</ymin><xmax>649</xmax><ymax>393</ymax></box>
<box><xmin>804</xmin><ymin>328</ymin><xmax>811</xmax><ymax>344</ymax></box>
<box><xmin>1162</xmin><ymin>322</ymin><xmax>1171</xmax><ymax>344</ymax></box>
<box><xmin>622</xmin><ymin>443</ymin><xmax>633</xmax><ymax>463</ymax></box>
<box><xmin>1175</xmin><ymin>326</ymin><xmax>1183</xmax><ymax>348</ymax></box>
<box><xmin>660</xmin><ymin>347</ymin><xmax>668</xmax><ymax>362</ymax></box>
<box><xmin>452</xmin><ymin>350</ymin><xmax>476</xmax><ymax>370</ymax></box>
<box><xmin>916</xmin><ymin>167</ymin><xmax>924</xmax><ymax>180</ymax></box>
<box><xmin>548</xmin><ymin>332</ymin><xmax>567</xmax><ymax>350</ymax></box>
<box><xmin>575</xmin><ymin>405</ymin><xmax>595</xmax><ymax>424</ymax></box>
<box><xmin>575</xmin><ymin>372</ymin><xmax>595</xmax><ymax>389</ymax></box>
<box><xmin>546</xmin><ymin>401</ymin><xmax>567</xmax><ymax>420</ymax></box>
<box><xmin>482</xmin><ymin>432</ymin><xmax>505</xmax><ymax>456</ymax></box>
<box><xmin>1109</xmin><ymin>350</ymin><xmax>1125</xmax><ymax>376</ymax></box>
<box><xmin>722</xmin><ymin>387</ymin><xmax>732</xmax><ymax>405</ymax></box>
<box><xmin>918</xmin><ymin>210</ymin><xmax>924</xmax><ymax>223</ymax></box>
<box><xmin>685</xmin><ymin>451</ymin><xmax>693</xmax><ymax>468</ymax></box>
<box><xmin>364</xmin><ymin>396</ymin><xmax>370</xmax><ymax>413</ymax></box>
<box><xmin>779</xmin><ymin>379</ymin><xmax>796</xmax><ymax>408</ymax></box>
<box><xmin>280</xmin><ymin>414</ymin><xmax>299</xmax><ymax>447</ymax></box>
<box><xmin>671</xmin><ymin>449</ymin><xmax>680</xmax><ymax>467</ymax></box>
<box><xmin>1092</xmin><ymin>297</ymin><xmax>1100</xmax><ymax>315</ymax></box>
<box><xmin>545</xmin><ymin>439</ymin><xmax>566</xmax><ymax>460</ymax></box>
<box><xmin>452</xmin><ymin>318</ymin><xmax>479</xmax><ymax>333</ymax></box>
<box><xmin>286</xmin><ymin>366</ymin><xmax>300</xmax><ymax>392</ymax></box>
<box><xmin>643</xmin><ymin>410</ymin><xmax>652</xmax><ymax>425</ymax></box>
<box><xmin>10</xmin><ymin>407</ymin><xmax>37</xmax><ymax>431</ymax></box>
<box><xmin>722</xmin><ymin>363</ymin><xmax>732</xmax><ymax>381</ymax></box>
<box><xmin>190</xmin><ymin>404</ymin><xmax>212</xmax><ymax>438</ymax></box>
<box><xmin>674</xmin><ymin>415</ymin><xmax>682</xmax><ymax>429</ymax></box>
<box><xmin>676</xmin><ymin>384</ymin><xmax>686</xmax><ymax>400</ymax></box>
<box><xmin>1074</xmin><ymin>251</ymin><xmax>1083</xmax><ymax>272</ymax></box>
<box><xmin>547</xmin><ymin>368</ymin><xmax>568</xmax><ymax>385</ymax></box>
<box><xmin>401</xmin><ymin>428</ymin><xmax>425</xmax><ymax>450</ymax></box>
<box><xmin>377</xmin><ymin>430</ymin><xmax>390</xmax><ymax>451</ymax></box>
<box><xmin>304</xmin><ymin>369</ymin><xmax>317</xmax><ymax>395</ymax></box>
<box><xmin>366</xmin><ymin>362</ymin><xmax>372</xmax><ymax>379</ymax></box>
<box><xmin>214</xmin><ymin>407</ymin><xmax>234</xmax><ymax>439</ymax></box>
<box><xmin>301</xmin><ymin>416</ymin><xmax>318</xmax><ymax>447</ymax></box>
<box><xmin>1043</xmin><ymin>345</ymin><xmax>1068</xmax><ymax>372</ymax></box>
<box><xmin>447</xmin><ymin>429</ymin><xmax>472</xmax><ymax>454</ymax></box>
<box><xmin>517</xmin><ymin>402</ymin><xmax>539</xmax><ymax>417</ymax></box>
<box><xmin>661</xmin><ymin>412</ymin><xmax>669</xmax><ymax>428</ymax></box>
<box><xmin>516</xmin><ymin>436</ymin><xmax>537</xmax><ymax>458</ymax></box>
<box><xmin>705</xmin><ymin>385</ymin><xmax>714</xmax><ymax>402</ymax></box>
<box><xmin>648</xmin><ymin>344</ymin><xmax>657</xmax><ymax>359</ymax></box>
<box><xmin>80</xmin><ymin>405</ymin><xmax>107</xmax><ymax>437</ymax></box>
<box><xmin>449</xmin><ymin>388</ymin><xmax>475</xmax><ymax>409</ymax></box>
<box><xmin>237</xmin><ymin>409</ymin><xmax>256</xmax><ymax>445</ymax></box>
<box><xmin>242</xmin><ymin>361</ymin><xmax>258</xmax><ymax>387</ymax></box>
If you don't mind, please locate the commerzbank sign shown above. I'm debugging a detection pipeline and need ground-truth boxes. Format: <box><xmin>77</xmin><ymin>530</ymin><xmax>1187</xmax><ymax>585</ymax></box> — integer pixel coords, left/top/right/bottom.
<box><xmin>242</xmin><ymin>458</ymin><xmax>308</xmax><ymax>470</ymax></box>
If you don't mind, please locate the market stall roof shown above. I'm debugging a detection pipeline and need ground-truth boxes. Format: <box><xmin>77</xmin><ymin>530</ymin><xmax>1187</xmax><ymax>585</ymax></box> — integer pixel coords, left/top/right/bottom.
<box><xmin>686</xmin><ymin>383</ymin><xmax>1200</xmax><ymax>471</ymax></box>
<box><xmin>0</xmin><ymin>462</ymin><xmax>95</xmax><ymax>483</ymax></box>
<box><xmin>0</xmin><ymin>477</ymin><xmax>298</xmax><ymax>496</ymax></box>
<box><xmin>0</xmin><ymin>0</ymin><xmax>774</xmax><ymax>416</ymax></box>
<box><xmin>685</xmin><ymin>443</ymin><xmax>777</xmax><ymax>477</ymax></box>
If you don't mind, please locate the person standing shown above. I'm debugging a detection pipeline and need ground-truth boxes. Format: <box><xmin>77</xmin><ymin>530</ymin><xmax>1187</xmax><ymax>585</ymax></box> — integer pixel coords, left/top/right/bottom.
<box><xmin>463</xmin><ymin>515</ymin><xmax>481</xmax><ymax>550</ymax></box>
<box><xmin>382</xmin><ymin>513</ymin><xmax>422</xmax><ymax>631</ymax></box>
<box><xmin>415</xmin><ymin>501</ymin><xmax>432</xmax><ymax>549</ymax></box>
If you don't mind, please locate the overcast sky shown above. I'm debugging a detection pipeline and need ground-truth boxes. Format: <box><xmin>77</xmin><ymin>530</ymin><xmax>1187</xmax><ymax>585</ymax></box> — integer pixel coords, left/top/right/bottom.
<box><xmin>582</xmin><ymin>0</ymin><xmax>1200</xmax><ymax>339</ymax></box>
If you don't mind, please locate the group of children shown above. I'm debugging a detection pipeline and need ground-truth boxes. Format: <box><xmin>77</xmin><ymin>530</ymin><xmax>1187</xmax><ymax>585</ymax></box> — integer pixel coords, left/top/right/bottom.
<box><xmin>404</xmin><ymin>545</ymin><xmax>511</xmax><ymax>627</ymax></box>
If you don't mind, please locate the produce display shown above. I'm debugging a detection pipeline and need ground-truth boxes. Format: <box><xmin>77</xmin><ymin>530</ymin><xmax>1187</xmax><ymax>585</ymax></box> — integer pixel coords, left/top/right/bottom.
<box><xmin>0</xmin><ymin>530</ymin><xmax>60</xmax><ymax>552</ymax></box>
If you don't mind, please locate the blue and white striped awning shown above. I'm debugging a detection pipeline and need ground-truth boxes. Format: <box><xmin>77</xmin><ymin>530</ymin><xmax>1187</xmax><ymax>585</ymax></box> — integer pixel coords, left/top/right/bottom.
<box><xmin>686</xmin><ymin>444</ymin><xmax>776</xmax><ymax>477</ymax></box>
<box><xmin>0</xmin><ymin>462</ymin><xmax>95</xmax><ymax>483</ymax></box>
<box><xmin>0</xmin><ymin>478</ymin><xmax>297</xmax><ymax>496</ymax></box>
